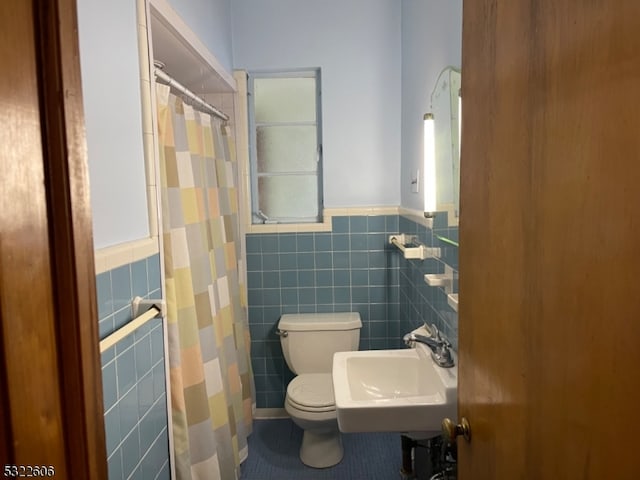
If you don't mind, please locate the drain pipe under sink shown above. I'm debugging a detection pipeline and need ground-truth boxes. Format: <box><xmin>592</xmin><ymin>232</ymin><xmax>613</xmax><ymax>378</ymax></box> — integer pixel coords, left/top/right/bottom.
<box><xmin>400</xmin><ymin>434</ymin><xmax>417</xmax><ymax>478</ymax></box>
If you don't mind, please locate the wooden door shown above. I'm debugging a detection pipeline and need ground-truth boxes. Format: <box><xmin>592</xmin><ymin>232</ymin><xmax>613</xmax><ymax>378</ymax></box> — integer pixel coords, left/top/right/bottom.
<box><xmin>459</xmin><ymin>1</ymin><xmax>640</xmax><ymax>478</ymax></box>
<box><xmin>0</xmin><ymin>1</ymin><xmax>107</xmax><ymax>477</ymax></box>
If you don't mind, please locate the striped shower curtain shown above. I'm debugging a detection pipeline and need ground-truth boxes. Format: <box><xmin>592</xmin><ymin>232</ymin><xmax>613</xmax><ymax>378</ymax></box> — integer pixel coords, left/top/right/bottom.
<box><xmin>155</xmin><ymin>83</ymin><xmax>254</xmax><ymax>480</ymax></box>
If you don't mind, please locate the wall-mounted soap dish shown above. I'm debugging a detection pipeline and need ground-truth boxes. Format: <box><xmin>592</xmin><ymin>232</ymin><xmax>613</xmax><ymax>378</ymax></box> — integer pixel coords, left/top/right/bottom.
<box><xmin>424</xmin><ymin>265</ymin><xmax>454</xmax><ymax>295</ymax></box>
<box><xmin>424</xmin><ymin>274</ymin><xmax>452</xmax><ymax>289</ymax></box>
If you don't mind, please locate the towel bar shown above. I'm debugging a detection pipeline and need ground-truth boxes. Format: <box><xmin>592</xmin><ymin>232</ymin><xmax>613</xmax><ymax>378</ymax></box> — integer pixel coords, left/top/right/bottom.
<box><xmin>389</xmin><ymin>234</ymin><xmax>441</xmax><ymax>260</ymax></box>
<box><xmin>99</xmin><ymin>299</ymin><xmax>163</xmax><ymax>353</ymax></box>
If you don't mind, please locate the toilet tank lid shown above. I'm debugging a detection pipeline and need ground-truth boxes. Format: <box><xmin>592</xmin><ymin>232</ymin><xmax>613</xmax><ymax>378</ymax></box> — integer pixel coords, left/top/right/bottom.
<box><xmin>278</xmin><ymin>312</ymin><xmax>362</xmax><ymax>331</ymax></box>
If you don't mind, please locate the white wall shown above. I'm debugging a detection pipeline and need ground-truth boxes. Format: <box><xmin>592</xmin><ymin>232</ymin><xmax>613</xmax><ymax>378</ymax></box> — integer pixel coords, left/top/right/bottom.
<box><xmin>77</xmin><ymin>0</ymin><xmax>149</xmax><ymax>249</ymax></box>
<box><xmin>400</xmin><ymin>0</ymin><xmax>462</xmax><ymax>210</ymax></box>
<box><xmin>165</xmin><ymin>0</ymin><xmax>234</xmax><ymax>73</ymax></box>
<box><xmin>231</xmin><ymin>0</ymin><xmax>402</xmax><ymax>208</ymax></box>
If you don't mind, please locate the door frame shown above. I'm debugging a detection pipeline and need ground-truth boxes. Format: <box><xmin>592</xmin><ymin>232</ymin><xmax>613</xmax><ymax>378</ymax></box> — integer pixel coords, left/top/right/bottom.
<box><xmin>0</xmin><ymin>0</ymin><xmax>106</xmax><ymax>476</ymax></box>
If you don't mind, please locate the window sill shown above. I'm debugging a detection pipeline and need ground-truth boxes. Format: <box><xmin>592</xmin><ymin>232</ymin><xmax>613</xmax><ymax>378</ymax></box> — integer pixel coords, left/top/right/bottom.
<box><xmin>245</xmin><ymin>216</ymin><xmax>332</xmax><ymax>234</ymax></box>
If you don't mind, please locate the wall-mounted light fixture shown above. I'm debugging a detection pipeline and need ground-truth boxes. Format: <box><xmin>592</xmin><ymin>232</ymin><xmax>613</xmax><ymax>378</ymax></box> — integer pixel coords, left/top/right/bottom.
<box><xmin>423</xmin><ymin>112</ymin><xmax>436</xmax><ymax>217</ymax></box>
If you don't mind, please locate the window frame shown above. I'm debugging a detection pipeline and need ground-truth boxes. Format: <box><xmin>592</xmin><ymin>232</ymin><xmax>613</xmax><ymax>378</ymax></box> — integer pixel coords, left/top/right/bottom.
<box><xmin>247</xmin><ymin>69</ymin><xmax>324</xmax><ymax>224</ymax></box>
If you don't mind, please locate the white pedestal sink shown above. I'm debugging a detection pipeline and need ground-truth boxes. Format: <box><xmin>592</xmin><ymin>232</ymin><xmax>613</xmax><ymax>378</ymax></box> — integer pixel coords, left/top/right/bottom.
<box><xmin>332</xmin><ymin>326</ymin><xmax>457</xmax><ymax>438</ymax></box>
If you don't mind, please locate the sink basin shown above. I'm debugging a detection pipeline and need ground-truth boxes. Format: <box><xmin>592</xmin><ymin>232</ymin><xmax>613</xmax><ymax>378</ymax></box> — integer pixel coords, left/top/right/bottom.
<box><xmin>332</xmin><ymin>328</ymin><xmax>457</xmax><ymax>437</ymax></box>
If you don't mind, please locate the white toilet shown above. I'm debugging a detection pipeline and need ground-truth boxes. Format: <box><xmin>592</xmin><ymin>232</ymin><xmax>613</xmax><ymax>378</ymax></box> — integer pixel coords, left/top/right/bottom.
<box><xmin>277</xmin><ymin>312</ymin><xmax>362</xmax><ymax>468</ymax></box>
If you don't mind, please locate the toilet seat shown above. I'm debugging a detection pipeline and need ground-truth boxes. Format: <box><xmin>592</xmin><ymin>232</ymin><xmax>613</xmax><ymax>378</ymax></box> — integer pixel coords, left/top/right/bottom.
<box><xmin>286</xmin><ymin>373</ymin><xmax>335</xmax><ymax>412</ymax></box>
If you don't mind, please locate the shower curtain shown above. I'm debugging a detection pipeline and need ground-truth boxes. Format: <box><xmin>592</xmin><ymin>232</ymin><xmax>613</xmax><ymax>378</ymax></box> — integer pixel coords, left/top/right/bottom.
<box><xmin>155</xmin><ymin>83</ymin><xmax>254</xmax><ymax>480</ymax></box>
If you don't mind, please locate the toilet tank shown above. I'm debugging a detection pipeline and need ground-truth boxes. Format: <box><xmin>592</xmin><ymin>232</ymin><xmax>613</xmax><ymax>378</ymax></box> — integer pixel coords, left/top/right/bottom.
<box><xmin>278</xmin><ymin>312</ymin><xmax>362</xmax><ymax>374</ymax></box>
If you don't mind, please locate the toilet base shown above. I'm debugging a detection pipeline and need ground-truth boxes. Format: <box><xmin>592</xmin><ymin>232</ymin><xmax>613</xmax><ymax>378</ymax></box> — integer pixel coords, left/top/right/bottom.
<box><xmin>299</xmin><ymin>427</ymin><xmax>343</xmax><ymax>468</ymax></box>
<box><xmin>285</xmin><ymin>398</ymin><xmax>343</xmax><ymax>469</ymax></box>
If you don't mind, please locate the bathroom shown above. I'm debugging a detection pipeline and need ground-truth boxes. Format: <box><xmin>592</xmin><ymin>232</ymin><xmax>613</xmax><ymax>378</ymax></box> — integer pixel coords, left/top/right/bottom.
<box><xmin>2</xmin><ymin>1</ymin><xmax>638</xmax><ymax>479</ymax></box>
<box><xmin>78</xmin><ymin>0</ymin><xmax>461</xmax><ymax>478</ymax></box>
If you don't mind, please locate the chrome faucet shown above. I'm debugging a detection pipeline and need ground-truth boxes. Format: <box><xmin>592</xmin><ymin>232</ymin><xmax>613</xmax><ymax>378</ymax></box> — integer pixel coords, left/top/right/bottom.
<box><xmin>403</xmin><ymin>324</ymin><xmax>455</xmax><ymax>368</ymax></box>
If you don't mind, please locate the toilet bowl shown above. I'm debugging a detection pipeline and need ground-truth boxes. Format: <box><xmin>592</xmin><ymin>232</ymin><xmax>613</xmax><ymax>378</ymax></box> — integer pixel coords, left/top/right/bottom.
<box><xmin>277</xmin><ymin>313</ymin><xmax>362</xmax><ymax>468</ymax></box>
<box><xmin>285</xmin><ymin>373</ymin><xmax>341</xmax><ymax>468</ymax></box>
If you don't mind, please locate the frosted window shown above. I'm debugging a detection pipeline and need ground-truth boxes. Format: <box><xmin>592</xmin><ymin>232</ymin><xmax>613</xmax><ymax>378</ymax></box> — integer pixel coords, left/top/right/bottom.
<box><xmin>257</xmin><ymin>126</ymin><xmax>317</xmax><ymax>173</ymax></box>
<box><xmin>248</xmin><ymin>70</ymin><xmax>322</xmax><ymax>224</ymax></box>
<box><xmin>254</xmin><ymin>77</ymin><xmax>316</xmax><ymax>123</ymax></box>
<box><xmin>258</xmin><ymin>176</ymin><xmax>319</xmax><ymax>220</ymax></box>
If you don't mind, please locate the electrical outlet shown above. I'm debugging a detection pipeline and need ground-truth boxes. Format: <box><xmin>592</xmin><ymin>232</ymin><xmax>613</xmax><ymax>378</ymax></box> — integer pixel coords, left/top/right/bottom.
<box><xmin>411</xmin><ymin>170</ymin><xmax>420</xmax><ymax>193</ymax></box>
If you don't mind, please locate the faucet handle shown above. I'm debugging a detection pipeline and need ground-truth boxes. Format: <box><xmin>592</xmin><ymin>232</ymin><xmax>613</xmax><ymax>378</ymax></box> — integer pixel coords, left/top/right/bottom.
<box><xmin>429</xmin><ymin>323</ymin><xmax>441</xmax><ymax>341</ymax></box>
<box><xmin>430</xmin><ymin>324</ymin><xmax>453</xmax><ymax>349</ymax></box>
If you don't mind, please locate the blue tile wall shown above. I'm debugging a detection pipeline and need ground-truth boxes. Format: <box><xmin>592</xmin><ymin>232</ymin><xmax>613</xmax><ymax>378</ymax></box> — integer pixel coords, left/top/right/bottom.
<box><xmin>247</xmin><ymin>214</ymin><xmax>459</xmax><ymax>409</ymax></box>
<box><xmin>97</xmin><ymin>254</ymin><xmax>170</xmax><ymax>480</ymax></box>
<box><xmin>398</xmin><ymin>212</ymin><xmax>459</xmax><ymax>350</ymax></box>
<box><xmin>96</xmin><ymin>255</ymin><xmax>163</xmax><ymax>341</ymax></box>
<box><xmin>247</xmin><ymin>215</ymin><xmax>402</xmax><ymax>408</ymax></box>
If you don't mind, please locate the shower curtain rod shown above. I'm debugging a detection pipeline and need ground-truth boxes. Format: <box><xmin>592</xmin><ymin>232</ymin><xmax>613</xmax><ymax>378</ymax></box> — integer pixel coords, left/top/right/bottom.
<box><xmin>154</xmin><ymin>67</ymin><xmax>229</xmax><ymax>122</ymax></box>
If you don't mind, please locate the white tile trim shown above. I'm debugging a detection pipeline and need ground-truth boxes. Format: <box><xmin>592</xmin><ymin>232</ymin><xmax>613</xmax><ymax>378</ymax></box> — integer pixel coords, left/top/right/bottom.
<box><xmin>94</xmin><ymin>237</ymin><xmax>159</xmax><ymax>274</ymax></box>
<box><xmin>245</xmin><ymin>206</ymin><xmax>401</xmax><ymax>234</ymax></box>
<box><xmin>137</xmin><ymin>0</ymin><xmax>159</xmax><ymax>240</ymax></box>
<box><xmin>325</xmin><ymin>206</ymin><xmax>399</xmax><ymax>217</ymax></box>
<box><xmin>92</xmin><ymin>205</ymin><xmax>436</xmax><ymax>274</ymax></box>
<box><xmin>398</xmin><ymin>206</ymin><xmax>435</xmax><ymax>229</ymax></box>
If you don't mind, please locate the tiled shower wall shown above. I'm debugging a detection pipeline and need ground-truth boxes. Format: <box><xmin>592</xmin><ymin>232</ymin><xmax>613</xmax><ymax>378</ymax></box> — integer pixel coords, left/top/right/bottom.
<box><xmin>96</xmin><ymin>254</ymin><xmax>170</xmax><ymax>480</ymax></box>
<box><xmin>246</xmin><ymin>213</ymin><xmax>459</xmax><ymax>409</ymax></box>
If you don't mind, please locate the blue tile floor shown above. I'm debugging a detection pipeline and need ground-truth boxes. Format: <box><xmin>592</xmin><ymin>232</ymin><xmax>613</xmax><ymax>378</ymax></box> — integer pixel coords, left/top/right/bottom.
<box><xmin>240</xmin><ymin>418</ymin><xmax>403</xmax><ymax>479</ymax></box>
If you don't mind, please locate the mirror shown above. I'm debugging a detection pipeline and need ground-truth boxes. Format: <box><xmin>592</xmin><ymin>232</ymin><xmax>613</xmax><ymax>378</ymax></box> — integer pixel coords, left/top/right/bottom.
<box><xmin>431</xmin><ymin>67</ymin><xmax>461</xmax><ymax>229</ymax></box>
